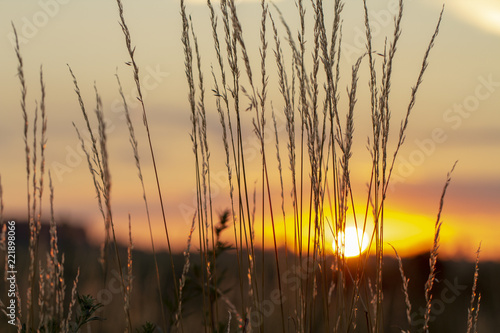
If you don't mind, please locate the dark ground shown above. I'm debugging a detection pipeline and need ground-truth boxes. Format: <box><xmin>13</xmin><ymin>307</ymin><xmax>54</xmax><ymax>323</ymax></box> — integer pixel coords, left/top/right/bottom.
<box><xmin>1</xmin><ymin>221</ymin><xmax>498</xmax><ymax>332</ymax></box>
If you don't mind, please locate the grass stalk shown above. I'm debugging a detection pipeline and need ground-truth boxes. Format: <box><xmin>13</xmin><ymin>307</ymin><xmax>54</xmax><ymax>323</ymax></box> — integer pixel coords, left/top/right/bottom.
<box><xmin>423</xmin><ymin>161</ymin><xmax>457</xmax><ymax>333</ymax></box>
<box><xmin>466</xmin><ymin>243</ymin><xmax>482</xmax><ymax>333</ymax></box>
<box><xmin>390</xmin><ymin>244</ymin><xmax>412</xmax><ymax>330</ymax></box>
<box><xmin>116</xmin><ymin>73</ymin><xmax>168</xmax><ymax>331</ymax></box>
<box><xmin>125</xmin><ymin>215</ymin><xmax>133</xmax><ymax>333</ymax></box>
<box><xmin>179</xmin><ymin>2</ymin><xmax>211</xmax><ymax>330</ymax></box>
<box><xmin>207</xmin><ymin>0</ymin><xmax>247</xmax><ymax>318</ymax></box>
<box><xmin>115</xmin><ymin>3</ymin><xmax>179</xmax><ymax>321</ymax></box>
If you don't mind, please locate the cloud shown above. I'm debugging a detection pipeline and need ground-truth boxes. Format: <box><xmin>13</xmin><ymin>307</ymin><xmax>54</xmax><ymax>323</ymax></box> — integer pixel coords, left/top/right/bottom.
<box><xmin>440</xmin><ymin>0</ymin><xmax>500</xmax><ymax>35</ymax></box>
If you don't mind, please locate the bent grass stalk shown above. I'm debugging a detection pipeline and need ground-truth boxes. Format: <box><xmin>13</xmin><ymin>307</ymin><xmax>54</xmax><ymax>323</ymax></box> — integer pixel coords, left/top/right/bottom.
<box><xmin>116</xmin><ymin>72</ymin><xmax>168</xmax><ymax>331</ymax></box>
<box><xmin>70</xmin><ymin>72</ymin><xmax>132</xmax><ymax>332</ymax></box>
<box><xmin>114</xmin><ymin>4</ymin><xmax>179</xmax><ymax>329</ymax></box>
<box><xmin>95</xmin><ymin>84</ymin><xmax>133</xmax><ymax>332</ymax></box>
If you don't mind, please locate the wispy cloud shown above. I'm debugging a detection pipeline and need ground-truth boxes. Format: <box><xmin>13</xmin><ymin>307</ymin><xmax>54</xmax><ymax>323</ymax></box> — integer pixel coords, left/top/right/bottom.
<box><xmin>435</xmin><ymin>0</ymin><xmax>500</xmax><ymax>35</ymax></box>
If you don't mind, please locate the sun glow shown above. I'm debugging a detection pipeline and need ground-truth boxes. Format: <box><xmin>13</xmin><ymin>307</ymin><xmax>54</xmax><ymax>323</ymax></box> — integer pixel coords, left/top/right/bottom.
<box><xmin>332</xmin><ymin>226</ymin><xmax>370</xmax><ymax>258</ymax></box>
<box><xmin>449</xmin><ymin>0</ymin><xmax>500</xmax><ymax>35</ymax></box>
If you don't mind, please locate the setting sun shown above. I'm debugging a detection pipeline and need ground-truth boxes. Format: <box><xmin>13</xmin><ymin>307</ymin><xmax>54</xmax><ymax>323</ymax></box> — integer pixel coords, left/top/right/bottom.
<box><xmin>332</xmin><ymin>226</ymin><xmax>370</xmax><ymax>258</ymax></box>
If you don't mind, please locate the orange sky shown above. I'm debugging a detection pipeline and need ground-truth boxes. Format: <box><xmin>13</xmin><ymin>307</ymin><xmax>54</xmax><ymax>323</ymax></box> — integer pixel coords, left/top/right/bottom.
<box><xmin>0</xmin><ymin>0</ymin><xmax>498</xmax><ymax>261</ymax></box>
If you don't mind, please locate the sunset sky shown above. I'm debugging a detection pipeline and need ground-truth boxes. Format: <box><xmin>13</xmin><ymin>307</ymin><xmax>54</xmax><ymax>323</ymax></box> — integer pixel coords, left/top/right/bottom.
<box><xmin>0</xmin><ymin>0</ymin><xmax>498</xmax><ymax>261</ymax></box>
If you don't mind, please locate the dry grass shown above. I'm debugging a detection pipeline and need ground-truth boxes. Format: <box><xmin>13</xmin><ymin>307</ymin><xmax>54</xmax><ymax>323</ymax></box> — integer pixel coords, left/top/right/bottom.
<box><xmin>174</xmin><ymin>1</ymin><xmax>468</xmax><ymax>332</ymax></box>
<box><xmin>466</xmin><ymin>244</ymin><xmax>482</xmax><ymax>333</ymax></box>
<box><xmin>115</xmin><ymin>4</ymin><xmax>179</xmax><ymax>330</ymax></box>
<box><xmin>0</xmin><ymin>1</ymin><xmax>487</xmax><ymax>332</ymax></box>
<box><xmin>423</xmin><ymin>162</ymin><xmax>456</xmax><ymax>332</ymax></box>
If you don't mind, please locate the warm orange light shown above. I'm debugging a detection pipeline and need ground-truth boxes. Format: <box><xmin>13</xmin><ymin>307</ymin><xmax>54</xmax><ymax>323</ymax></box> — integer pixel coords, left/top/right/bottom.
<box><xmin>332</xmin><ymin>226</ymin><xmax>369</xmax><ymax>258</ymax></box>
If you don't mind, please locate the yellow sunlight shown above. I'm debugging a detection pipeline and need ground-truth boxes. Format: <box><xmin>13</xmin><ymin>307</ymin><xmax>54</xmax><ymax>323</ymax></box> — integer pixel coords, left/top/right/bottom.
<box><xmin>332</xmin><ymin>226</ymin><xmax>370</xmax><ymax>258</ymax></box>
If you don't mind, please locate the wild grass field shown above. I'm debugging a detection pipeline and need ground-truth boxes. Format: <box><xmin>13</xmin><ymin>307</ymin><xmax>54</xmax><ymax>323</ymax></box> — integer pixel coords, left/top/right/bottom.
<box><xmin>0</xmin><ymin>0</ymin><xmax>496</xmax><ymax>332</ymax></box>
